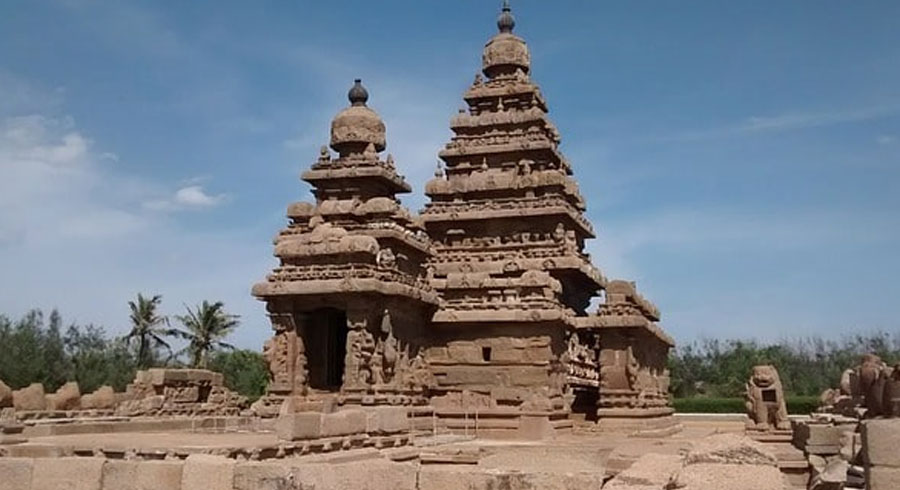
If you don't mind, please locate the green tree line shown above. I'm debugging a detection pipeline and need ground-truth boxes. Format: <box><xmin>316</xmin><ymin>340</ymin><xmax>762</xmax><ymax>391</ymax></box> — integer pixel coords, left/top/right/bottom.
<box><xmin>4</xmin><ymin>299</ymin><xmax>896</xmax><ymax>405</ymax></box>
<box><xmin>0</xmin><ymin>295</ymin><xmax>268</xmax><ymax>401</ymax></box>
<box><xmin>668</xmin><ymin>333</ymin><xmax>900</xmax><ymax>398</ymax></box>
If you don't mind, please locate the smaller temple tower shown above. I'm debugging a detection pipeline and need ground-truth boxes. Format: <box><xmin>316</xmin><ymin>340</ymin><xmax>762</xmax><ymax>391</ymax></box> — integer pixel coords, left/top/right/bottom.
<box><xmin>579</xmin><ymin>280</ymin><xmax>678</xmax><ymax>435</ymax></box>
<box><xmin>252</xmin><ymin>80</ymin><xmax>439</xmax><ymax>415</ymax></box>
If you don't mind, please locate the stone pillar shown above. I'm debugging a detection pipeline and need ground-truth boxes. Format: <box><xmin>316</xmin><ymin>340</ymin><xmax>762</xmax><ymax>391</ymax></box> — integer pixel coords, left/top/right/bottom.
<box><xmin>862</xmin><ymin>419</ymin><xmax>900</xmax><ymax>489</ymax></box>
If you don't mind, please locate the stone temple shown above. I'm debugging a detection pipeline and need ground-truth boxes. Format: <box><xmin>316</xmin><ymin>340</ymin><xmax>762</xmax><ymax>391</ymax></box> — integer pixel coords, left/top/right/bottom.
<box><xmin>252</xmin><ymin>1</ymin><xmax>676</xmax><ymax>438</ymax></box>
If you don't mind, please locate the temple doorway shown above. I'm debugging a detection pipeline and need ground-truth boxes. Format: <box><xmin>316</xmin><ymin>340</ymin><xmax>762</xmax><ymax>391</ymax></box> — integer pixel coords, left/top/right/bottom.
<box><xmin>304</xmin><ymin>308</ymin><xmax>348</xmax><ymax>391</ymax></box>
<box><xmin>571</xmin><ymin>389</ymin><xmax>599</xmax><ymax>422</ymax></box>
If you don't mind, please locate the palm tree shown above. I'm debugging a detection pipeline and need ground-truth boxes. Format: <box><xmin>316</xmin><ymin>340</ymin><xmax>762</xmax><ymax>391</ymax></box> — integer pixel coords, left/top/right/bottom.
<box><xmin>126</xmin><ymin>293</ymin><xmax>176</xmax><ymax>368</ymax></box>
<box><xmin>174</xmin><ymin>301</ymin><xmax>239</xmax><ymax>368</ymax></box>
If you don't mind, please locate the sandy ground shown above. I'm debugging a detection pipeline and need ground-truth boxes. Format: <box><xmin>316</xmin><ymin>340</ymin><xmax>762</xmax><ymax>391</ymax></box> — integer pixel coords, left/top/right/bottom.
<box><xmin>16</xmin><ymin>419</ymin><xmax>748</xmax><ymax>471</ymax></box>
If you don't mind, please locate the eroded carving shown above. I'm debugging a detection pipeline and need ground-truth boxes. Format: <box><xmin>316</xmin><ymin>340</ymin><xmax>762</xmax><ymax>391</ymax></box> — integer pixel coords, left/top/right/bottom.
<box><xmin>745</xmin><ymin>365</ymin><xmax>790</xmax><ymax>431</ymax></box>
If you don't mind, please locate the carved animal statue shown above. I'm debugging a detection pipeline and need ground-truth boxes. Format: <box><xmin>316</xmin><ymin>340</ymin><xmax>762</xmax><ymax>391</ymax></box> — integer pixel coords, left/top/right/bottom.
<box><xmin>858</xmin><ymin>354</ymin><xmax>887</xmax><ymax>416</ymax></box>
<box><xmin>745</xmin><ymin>365</ymin><xmax>790</xmax><ymax>431</ymax></box>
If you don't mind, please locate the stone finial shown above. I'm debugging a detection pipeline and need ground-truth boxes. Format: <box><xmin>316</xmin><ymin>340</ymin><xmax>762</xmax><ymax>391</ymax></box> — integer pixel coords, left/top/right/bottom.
<box><xmin>330</xmin><ymin>79</ymin><xmax>386</xmax><ymax>155</ymax></box>
<box><xmin>482</xmin><ymin>0</ymin><xmax>530</xmax><ymax>77</ymax></box>
<box><xmin>348</xmin><ymin>78</ymin><xmax>368</xmax><ymax>106</ymax></box>
<box><xmin>434</xmin><ymin>161</ymin><xmax>443</xmax><ymax>178</ymax></box>
<box><xmin>497</xmin><ymin>0</ymin><xmax>515</xmax><ymax>33</ymax></box>
<box><xmin>318</xmin><ymin>145</ymin><xmax>331</xmax><ymax>161</ymax></box>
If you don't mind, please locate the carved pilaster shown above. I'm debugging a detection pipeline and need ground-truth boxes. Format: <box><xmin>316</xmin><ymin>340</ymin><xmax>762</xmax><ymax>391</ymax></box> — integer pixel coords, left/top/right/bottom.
<box><xmin>342</xmin><ymin>308</ymin><xmax>374</xmax><ymax>391</ymax></box>
<box><xmin>264</xmin><ymin>312</ymin><xmax>307</xmax><ymax>396</ymax></box>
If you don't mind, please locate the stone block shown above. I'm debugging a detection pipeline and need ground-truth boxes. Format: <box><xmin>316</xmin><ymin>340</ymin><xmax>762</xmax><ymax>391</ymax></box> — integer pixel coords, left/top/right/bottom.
<box><xmin>320</xmin><ymin>409</ymin><xmax>367</xmax><ymax>437</ymax></box>
<box><xmin>0</xmin><ymin>458</ymin><xmax>33</xmax><ymax>490</ymax></box>
<box><xmin>447</xmin><ymin>342</ymin><xmax>483</xmax><ymax>363</ymax></box>
<box><xmin>508</xmin><ymin>366</ymin><xmax>550</xmax><ymax>386</ymax></box>
<box><xmin>276</xmin><ymin>412</ymin><xmax>323</xmax><ymax>440</ymax></box>
<box><xmin>806</xmin><ymin>424</ymin><xmax>844</xmax><ymax>446</ymax></box>
<box><xmin>81</xmin><ymin>386</ymin><xmax>116</xmax><ymax>410</ymax></box>
<box><xmin>518</xmin><ymin>415</ymin><xmax>553</xmax><ymax>439</ymax></box>
<box><xmin>491</xmin><ymin>346</ymin><xmax>525</xmax><ymax>363</ymax></box>
<box><xmin>673</xmin><ymin>463</ymin><xmax>787</xmax><ymax>490</ymax></box>
<box><xmin>169</xmin><ymin>386</ymin><xmax>200</xmax><ymax>403</ymax></box>
<box><xmin>13</xmin><ymin>383</ymin><xmax>47</xmax><ymax>411</ymax></box>
<box><xmin>441</xmin><ymin>368</ymin><xmax>499</xmax><ymax>386</ymax></box>
<box><xmin>419</xmin><ymin>466</ymin><xmax>603</xmax><ymax>490</ymax></box>
<box><xmin>181</xmin><ymin>454</ymin><xmax>234</xmax><ymax>490</ymax></box>
<box><xmin>0</xmin><ymin>379</ymin><xmax>12</xmax><ymax>408</ymax></box>
<box><xmin>685</xmin><ymin>433</ymin><xmax>778</xmax><ymax>466</ymax></box>
<box><xmin>867</xmin><ymin>465</ymin><xmax>900</xmax><ymax>490</ymax></box>
<box><xmin>863</xmin><ymin>419</ymin><xmax>900</xmax><ymax>468</ymax></box>
<box><xmin>841</xmin><ymin>431</ymin><xmax>862</xmax><ymax>461</ymax></box>
<box><xmin>100</xmin><ymin>460</ymin><xmax>137</xmax><ymax>490</ymax></box>
<box><xmin>806</xmin><ymin>444</ymin><xmax>842</xmax><ymax>455</ymax></box>
<box><xmin>31</xmin><ymin>457</ymin><xmax>104</xmax><ymax>490</ymax></box>
<box><xmin>491</xmin><ymin>386</ymin><xmax>528</xmax><ymax>403</ymax></box>
<box><xmin>48</xmin><ymin>381</ymin><xmax>81</xmax><ymax>411</ymax></box>
<box><xmin>366</xmin><ymin>406</ymin><xmax>408</xmax><ymax>434</ymax></box>
<box><xmin>234</xmin><ymin>462</ymin><xmax>292</xmax><ymax>490</ymax></box>
<box><xmin>604</xmin><ymin>453</ymin><xmax>682</xmax><ymax>489</ymax></box>
<box><xmin>523</xmin><ymin>345</ymin><xmax>553</xmax><ymax>363</ymax></box>
<box><xmin>418</xmin><ymin>466</ymin><xmax>491</xmax><ymax>490</ymax></box>
<box><xmin>148</xmin><ymin>368</ymin><xmax>167</xmax><ymax>386</ymax></box>
<box><xmin>293</xmin><ymin>460</ymin><xmax>416</xmax><ymax>490</ymax></box>
<box><xmin>101</xmin><ymin>460</ymin><xmax>183</xmax><ymax>490</ymax></box>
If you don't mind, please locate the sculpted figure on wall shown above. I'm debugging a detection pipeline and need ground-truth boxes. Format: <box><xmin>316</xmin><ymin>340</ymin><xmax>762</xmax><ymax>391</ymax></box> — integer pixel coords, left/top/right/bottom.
<box><xmin>745</xmin><ymin>365</ymin><xmax>790</xmax><ymax>431</ymax></box>
<box><xmin>381</xmin><ymin>310</ymin><xmax>399</xmax><ymax>383</ymax></box>
<box><xmin>344</xmin><ymin>325</ymin><xmax>375</xmax><ymax>390</ymax></box>
<box><xmin>263</xmin><ymin>330</ymin><xmax>294</xmax><ymax>390</ymax></box>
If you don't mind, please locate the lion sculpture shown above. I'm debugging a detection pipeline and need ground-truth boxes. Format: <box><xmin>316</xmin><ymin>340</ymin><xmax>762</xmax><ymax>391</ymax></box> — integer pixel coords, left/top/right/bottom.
<box><xmin>745</xmin><ymin>364</ymin><xmax>790</xmax><ymax>431</ymax></box>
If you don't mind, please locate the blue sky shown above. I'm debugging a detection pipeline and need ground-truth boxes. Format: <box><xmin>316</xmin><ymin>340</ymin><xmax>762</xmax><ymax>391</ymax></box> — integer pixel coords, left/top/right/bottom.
<box><xmin>1</xmin><ymin>1</ymin><xmax>898</xmax><ymax>349</ymax></box>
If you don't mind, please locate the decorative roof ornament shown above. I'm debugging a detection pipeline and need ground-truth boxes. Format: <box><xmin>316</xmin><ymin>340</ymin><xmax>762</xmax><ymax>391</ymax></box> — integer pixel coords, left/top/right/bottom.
<box><xmin>330</xmin><ymin>78</ymin><xmax>386</xmax><ymax>156</ymax></box>
<box><xmin>497</xmin><ymin>0</ymin><xmax>515</xmax><ymax>33</ymax></box>
<box><xmin>482</xmin><ymin>0</ymin><xmax>530</xmax><ymax>78</ymax></box>
<box><xmin>318</xmin><ymin>145</ymin><xmax>331</xmax><ymax>161</ymax></box>
<box><xmin>348</xmin><ymin>78</ymin><xmax>368</xmax><ymax>106</ymax></box>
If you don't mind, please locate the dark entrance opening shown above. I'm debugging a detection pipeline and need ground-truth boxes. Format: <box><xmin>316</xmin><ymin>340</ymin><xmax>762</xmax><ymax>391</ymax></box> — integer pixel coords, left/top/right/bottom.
<box><xmin>304</xmin><ymin>308</ymin><xmax>348</xmax><ymax>391</ymax></box>
<box><xmin>571</xmin><ymin>389</ymin><xmax>599</xmax><ymax>422</ymax></box>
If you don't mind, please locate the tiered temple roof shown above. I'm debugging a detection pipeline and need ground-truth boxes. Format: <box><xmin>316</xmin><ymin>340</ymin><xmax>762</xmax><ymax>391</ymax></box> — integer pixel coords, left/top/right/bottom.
<box><xmin>422</xmin><ymin>1</ymin><xmax>606</xmax><ymax>325</ymax></box>
<box><xmin>579</xmin><ymin>280</ymin><xmax>674</xmax><ymax>346</ymax></box>
<box><xmin>252</xmin><ymin>80</ymin><xmax>438</xmax><ymax>305</ymax></box>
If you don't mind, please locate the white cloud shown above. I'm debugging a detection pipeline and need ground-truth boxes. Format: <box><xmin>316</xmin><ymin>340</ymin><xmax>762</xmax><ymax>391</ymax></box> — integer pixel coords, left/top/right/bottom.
<box><xmin>175</xmin><ymin>185</ymin><xmax>225</xmax><ymax>207</ymax></box>
<box><xmin>143</xmin><ymin>184</ymin><xmax>227</xmax><ymax>212</ymax></box>
<box><xmin>659</xmin><ymin>103</ymin><xmax>900</xmax><ymax>142</ymax></box>
<box><xmin>0</xmin><ymin>114</ymin><xmax>140</xmax><ymax>244</ymax></box>
<box><xmin>0</xmin><ymin>112</ymin><xmax>272</xmax><ymax>349</ymax></box>
<box><xmin>877</xmin><ymin>134</ymin><xmax>896</xmax><ymax>145</ymax></box>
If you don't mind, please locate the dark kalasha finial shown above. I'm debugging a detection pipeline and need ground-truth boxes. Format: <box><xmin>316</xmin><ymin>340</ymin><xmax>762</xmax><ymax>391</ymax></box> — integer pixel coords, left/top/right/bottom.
<box><xmin>497</xmin><ymin>0</ymin><xmax>515</xmax><ymax>33</ymax></box>
<box><xmin>348</xmin><ymin>79</ymin><xmax>368</xmax><ymax>106</ymax></box>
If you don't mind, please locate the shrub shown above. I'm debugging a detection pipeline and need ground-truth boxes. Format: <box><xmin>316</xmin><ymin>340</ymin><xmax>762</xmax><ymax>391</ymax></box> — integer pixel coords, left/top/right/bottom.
<box><xmin>674</xmin><ymin>395</ymin><xmax>820</xmax><ymax>415</ymax></box>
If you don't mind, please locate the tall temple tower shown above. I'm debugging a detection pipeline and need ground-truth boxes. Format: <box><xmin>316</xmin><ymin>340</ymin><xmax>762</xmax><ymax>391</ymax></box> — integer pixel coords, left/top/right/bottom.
<box><xmin>420</xmin><ymin>1</ymin><xmax>607</xmax><ymax>436</ymax></box>
<box><xmin>252</xmin><ymin>80</ymin><xmax>439</xmax><ymax>415</ymax></box>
